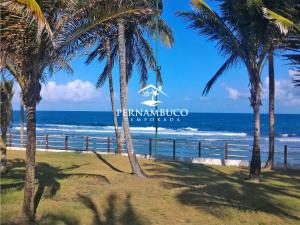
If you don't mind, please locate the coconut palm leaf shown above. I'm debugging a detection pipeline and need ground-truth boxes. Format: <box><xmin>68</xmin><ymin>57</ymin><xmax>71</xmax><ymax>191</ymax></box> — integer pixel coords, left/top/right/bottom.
<box><xmin>15</xmin><ymin>0</ymin><xmax>53</xmax><ymax>36</ymax></box>
<box><xmin>59</xmin><ymin>6</ymin><xmax>154</xmax><ymax>55</ymax></box>
<box><xmin>202</xmin><ymin>54</ymin><xmax>238</xmax><ymax>95</ymax></box>
<box><xmin>144</xmin><ymin>18</ymin><xmax>174</xmax><ymax>48</ymax></box>
<box><xmin>191</xmin><ymin>0</ymin><xmax>213</xmax><ymax>12</ymax></box>
<box><xmin>177</xmin><ymin>10</ymin><xmax>241</xmax><ymax>58</ymax></box>
<box><xmin>262</xmin><ymin>7</ymin><xmax>296</xmax><ymax>35</ymax></box>
<box><xmin>95</xmin><ymin>39</ymin><xmax>119</xmax><ymax>88</ymax></box>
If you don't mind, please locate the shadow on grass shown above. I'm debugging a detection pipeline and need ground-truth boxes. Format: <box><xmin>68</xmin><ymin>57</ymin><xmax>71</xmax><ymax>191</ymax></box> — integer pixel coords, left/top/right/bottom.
<box><xmin>77</xmin><ymin>193</ymin><xmax>146</xmax><ymax>225</ymax></box>
<box><xmin>1</xmin><ymin>159</ymin><xmax>110</xmax><ymax>215</ymax></box>
<box><xmin>5</xmin><ymin>193</ymin><xmax>147</xmax><ymax>225</ymax></box>
<box><xmin>144</xmin><ymin>161</ymin><xmax>300</xmax><ymax>222</ymax></box>
<box><xmin>92</xmin><ymin>151</ymin><xmax>124</xmax><ymax>173</ymax></box>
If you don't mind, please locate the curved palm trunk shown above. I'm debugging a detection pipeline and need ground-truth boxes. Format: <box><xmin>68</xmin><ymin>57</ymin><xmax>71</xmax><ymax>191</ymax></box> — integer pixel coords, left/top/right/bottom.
<box><xmin>105</xmin><ymin>38</ymin><xmax>122</xmax><ymax>154</ymax></box>
<box><xmin>265</xmin><ymin>48</ymin><xmax>275</xmax><ymax>169</ymax></box>
<box><xmin>118</xmin><ymin>21</ymin><xmax>146</xmax><ymax>177</ymax></box>
<box><xmin>1</xmin><ymin>131</ymin><xmax>7</xmax><ymax>174</ymax></box>
<box><xmin>20</xmin><ymin>92</ymin><xmax>25</xmax><ymax>147</ymax></box>
<box><xmin>22</xmin><ymin>102</ymin><xmax>37</xmax><ymax>221</ymax></box>
<box><xmin>250</xmin><ymin>79</ymin><xmax>261</xmax><ymax>180</ymax></box>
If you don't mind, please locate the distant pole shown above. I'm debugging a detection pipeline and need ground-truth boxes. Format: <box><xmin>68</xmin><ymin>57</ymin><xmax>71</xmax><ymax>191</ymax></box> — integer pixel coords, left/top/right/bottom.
<box><xmin>225</xmin><ymin>142</ymin><xmax>228</xmax><ymax>160</ymax></box>
<box><xmin>284</xmin><ymin>145</ymin><xmax>287</xmax><ymax>167</ymax></box>
<box><xmin>154</xmin><ymin>0</ymin><xmax>159</xmax><ymax>159</ymax></box>
<box><xmin>107</xmin><ymin>137</ymin><xmax>111</xmax><ymax>153</ymax></box>
<box><xmin>198</xmin><ymin>141</ymin><xmax>201</xmax><ymax>158</ymax></box>
<box><xmin>173</xmin><ymin>139</ymin><xmax>176</xmax><ymax>161</ymax></box>
<box><xmin>65</xmin><ymin>136</ymin><xmax>68</xmax><ymax>150</ymax></box>
<box><xmin>9</xmin><ymin>130</ymin><xmax>12</xmax><ymax>147</ymax></box>
<box><xmin>45</xmin><ymin>135</ymin><xmax>49</xmax><ymax>150</ymax></box>
<box><xmin>85</xmin><ymin>136</ymin><xmax>89</xmax><ymax>151</ymax></box>
<box><xmin>149</xmin><ymin>138</ymin><xmax>152</xmax><ymax>158</ymax></box>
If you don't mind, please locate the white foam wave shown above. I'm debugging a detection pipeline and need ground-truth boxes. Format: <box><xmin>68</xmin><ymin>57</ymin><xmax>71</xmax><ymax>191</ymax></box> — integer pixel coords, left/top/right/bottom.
<box><xmin>13</xmin><ymin>124</ymin><xmax>248</xmax><ymax>137</ymax></box>
<box><xmin>277</xmin><ymin>137</ymin><xmax>300</xmax><ymax>142</ymax></box>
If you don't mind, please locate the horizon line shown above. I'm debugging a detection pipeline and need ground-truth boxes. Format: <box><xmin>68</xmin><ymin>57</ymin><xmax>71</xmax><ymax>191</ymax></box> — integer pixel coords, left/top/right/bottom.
<box><xmin>12</xmin><ymin>110</ymin><xmax>300</xmax><ymax>115</ymax></box>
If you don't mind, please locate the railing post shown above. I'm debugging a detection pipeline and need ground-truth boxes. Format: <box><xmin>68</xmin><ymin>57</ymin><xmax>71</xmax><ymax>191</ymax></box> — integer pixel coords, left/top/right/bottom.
<box><xmin>198</xmin><ymin>141</ymin><xmax>201</xmax><ymax>158</ymax></box>
<box><xmin>9</xmin><ymin>130</ymin><xmax>12</xmax><ymax>147</ymax></box>
<box><xmin>149</xmin><ymin>138</ymin><xmax>152</xmax><ymax>158</ymax></box>
<box><xmin>45</xmin><ymin>135</ymin><xmax>49</xmax><ymax>150</ymax></box>
<box><xmin>107</xmin><ymin>137</ymin><xmax>111</xmax><ymax>152</ymax></box>
<box><xmin>65</xmin><ymin>136</ymin><xmax>68</xmax><ymax>150</ymax></box>
<box><xmin>173</xmin><ymin>139</ymin><xmax>176</xmax><ymax>161</ymax></box>
<box><xmin>284</xmin><ymin>145</ymin><xmax>287</xmax><ymax>167</ymax></box>
<box><xmin>85</xmin><ymin>136</ymin><xmax>89</xmax><ymax>151</ymax></box>
<box><xmin>225</xmin><ymin>142</ymin><xmax>228</xmax><ymax>160</ymax></box>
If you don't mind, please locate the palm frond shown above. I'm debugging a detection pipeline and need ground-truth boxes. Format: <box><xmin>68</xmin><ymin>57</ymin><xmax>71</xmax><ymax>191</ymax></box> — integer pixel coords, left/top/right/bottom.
<box><xmin>203</xmin><ymin>54</ymin><xmax>237</xmax><ymax>96</ymax></box>
<box><xmin>136</xmin><ymin>47</ymin><xmax>148</xmax><ymax>88</ymax></box>
<box><xmin>177</xmin><ymin>9</ymin><xmax>241</xmax><ymax>57</ymax></box>
<box><xmin>144</xmin><ymin>18</ymin><xmax>174</xmax><ymax>48</ymax></box>
<box><xmin>59</xmin><ymin>7</ymin><xmax>154</xmax><ymax>55</ymax></box>
<box><xmin>262</xmin><ymin>7</ymin><xmax>296</xmax><ymax>35</ymax></box>
<box><xmin>96</xmin><ymin>64</ymin><xmax>109</xmax><ymax>88</ymax></box>
<box><xmin>191</xmin><ymin>0</ymin><xmax>213</xmax><ymax>12</ymax></box>
<box><xmin>16</xmin><ymin>0</ymin><xmax>53</xmax><ymax>36</ymax></box>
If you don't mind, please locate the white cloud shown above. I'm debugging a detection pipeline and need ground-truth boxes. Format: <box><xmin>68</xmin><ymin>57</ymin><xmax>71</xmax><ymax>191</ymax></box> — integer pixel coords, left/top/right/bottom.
<box><xmin>225</xmin><ymin>87</ymin><xmax>248</xmax><ymax>100</ymax></box>
<box><xmin>288</xmin><ymin>69</ymin><xmax>300</xmax><ymax>76</ymax></box>
<box><xmin>225</xmin><ymin>76</ymin><xmax>300</xmax><ymax>107</ymax></box>
<box><xmin>41</xmin><ymin>80</ymin><xmax>100</xmax><ymax>102</ymax></box>
<box><xmin>264</xmin><ymin>77</ymin><xmax>300</xmax><ymax>106</ymax></box>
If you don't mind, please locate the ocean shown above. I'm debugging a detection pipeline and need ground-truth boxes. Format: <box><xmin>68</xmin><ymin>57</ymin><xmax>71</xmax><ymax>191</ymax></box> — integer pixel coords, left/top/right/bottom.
<box><xmin>10</xmin><ymin>111</ymin><xmax>300</xmax><ymax>164</ymax></box>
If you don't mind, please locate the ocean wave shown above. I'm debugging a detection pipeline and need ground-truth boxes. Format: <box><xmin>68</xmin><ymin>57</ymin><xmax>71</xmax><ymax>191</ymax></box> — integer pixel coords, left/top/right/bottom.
<box><xmin>280</xmin><ymin>133</ymin><xmax>297</xmax><ymax>137</ymax></box>
<box><xmin>13</xmin><ymin>124</ymin><xmax>247</xmax><ymax>137</ymax></box>
<box><xmin>277</xmin><ymin>137</ymin><xmax>300</xmax><ymax>142</ymax></box>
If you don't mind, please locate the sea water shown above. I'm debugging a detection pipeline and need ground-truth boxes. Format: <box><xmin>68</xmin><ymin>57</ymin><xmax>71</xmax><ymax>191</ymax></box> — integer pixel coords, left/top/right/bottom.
<box><xmin>10</xmin><ymin>111</ymin><xmax>300</xmax><ymax>164</ymax></box>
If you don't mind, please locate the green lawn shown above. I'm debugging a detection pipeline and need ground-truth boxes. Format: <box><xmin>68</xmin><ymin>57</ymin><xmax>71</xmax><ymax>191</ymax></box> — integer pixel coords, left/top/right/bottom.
<box><xmin>1</xmin><ymin>150</ymin><xmax>300</xmax><ymax>225</ymax></box>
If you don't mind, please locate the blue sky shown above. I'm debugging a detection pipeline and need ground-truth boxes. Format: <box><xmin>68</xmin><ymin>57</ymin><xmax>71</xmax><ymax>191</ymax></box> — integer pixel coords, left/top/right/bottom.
<box><xmin>12</xmin><ymin>0</ymin><xmax>300</xmax><ymax>113</ymax></box>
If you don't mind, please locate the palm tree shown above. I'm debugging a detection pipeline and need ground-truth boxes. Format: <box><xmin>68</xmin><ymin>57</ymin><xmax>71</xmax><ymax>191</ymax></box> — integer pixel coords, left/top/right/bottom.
<box><xmin>257</xmin><ymin>1</ymin><xmax>299</xmax><ymax>167</ymax></box>
<box><xmin>118</xmin><ymin>20</ymin><xmax>146</xmax><ymax>177</ymax></box>
<box><xmin>116</xmin><ymin>1</ymin><xmax>172</xmax><ymax>177</ymax></box>
<box><xmin>178</xmin><ymin>0</ymin><xmax>269</xmax><ymax>180</ymax></box>
<box><xmin>1</xmin><ymin>0</ymin><xmax>159</xmax><ymax>220</ymax></box>
<box><xmin>60</xmin><ymin>0</ymin><xmax>164</xmax><ymax>177</ymax></box>
<box><xmin>85</xmin><ymin>19</ymin><xmax>173</xmax><ymax>154</ymax></box>
<box><xmin>0</xmin><ymin>78</ymin><xmax>14</xmax><ymax>174</ymax></box>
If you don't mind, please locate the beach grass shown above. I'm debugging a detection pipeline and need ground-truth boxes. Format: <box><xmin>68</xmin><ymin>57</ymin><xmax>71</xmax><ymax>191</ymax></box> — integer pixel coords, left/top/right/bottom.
<box><xmin>1</xmin><ymin>150</ymin><xmax>300</xmax><ymax>225</ymax></box>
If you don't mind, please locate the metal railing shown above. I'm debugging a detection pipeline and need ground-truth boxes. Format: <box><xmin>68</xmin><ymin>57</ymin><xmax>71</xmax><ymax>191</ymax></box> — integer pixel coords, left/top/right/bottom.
<box><xmin>7</xmin><ymin>131</ymin><xmax>300</xmax><ymax>165</ymax></box>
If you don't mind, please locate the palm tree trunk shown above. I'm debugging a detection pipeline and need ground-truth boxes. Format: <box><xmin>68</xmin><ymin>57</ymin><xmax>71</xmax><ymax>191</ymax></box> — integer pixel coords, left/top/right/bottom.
<box><xmin>1</xmin><ymin>131</ymin><xmax>7</xmax><ymax>174</ymax></box>
<box><xmin>20</xmin><ymin>92</ymin><xmax>25</xmax><ymax>147</ymax></box>
<box><xmin>250</xmin><ymin>80</ymin><xmax>261</xmax><ymax>180</ymax></box>
<box><xmin>105</xmin><ymin>37</ymin><xmax>122</xmax><ymax>154</ymax></box>
<box><xmin>120</xmin><ymin>122</ymin><xmax>125</xmax><ymax>151</ymax></box>
<box><xmin>118</xmin><ymin>20</ymin><xmax>146</xmax><ymax>177</ymax></box>
<box><xmin>22</xmin><ymin>102</ymin><xmax>37</xmax><ymax>221</ymax></box>
<box><xmin>265</xmin><ymin>47</ymin><xmax>275</xmax><ymax>169</ymax></box>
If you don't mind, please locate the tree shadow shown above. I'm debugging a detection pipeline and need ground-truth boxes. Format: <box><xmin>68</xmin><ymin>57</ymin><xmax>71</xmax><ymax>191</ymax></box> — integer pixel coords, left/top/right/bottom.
<box><xmin>77</xmin><ymin>193</ymin><xmax>146</xmax><ymax>225</ymax></box>
<box><xmin>4</xmin><ymin>213</ymin><xmax>81</xmax><ymax>225</ymax></box>
<box><xmin>93</xmin><ymin>151</ymin><xmax>124</xmax><ymax>173</ymax></box>
<box><xmin>1</xmin><ymin>158</ymin><xmax>110</xmax><ymax>215</ymax></box>
<box><xmin>145</xmin><ymin>161</ymin><xmax>300</xmax><ymax>222</ymax></box>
